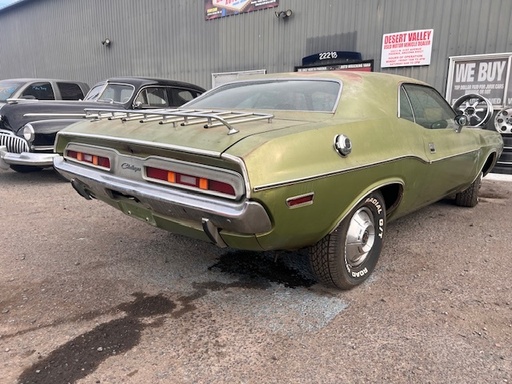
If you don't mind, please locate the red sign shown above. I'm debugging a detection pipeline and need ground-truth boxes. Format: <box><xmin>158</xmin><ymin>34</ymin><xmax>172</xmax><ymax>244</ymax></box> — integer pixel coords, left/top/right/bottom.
<box><xmin>381</xmin><ymin>29</ymin><xmax>434</xmax><ymax>68</ymax></box>
<box><xmin>205</xmin><ymin>0</ymin><xmax>279</xmax><ymax>20</ymax></box>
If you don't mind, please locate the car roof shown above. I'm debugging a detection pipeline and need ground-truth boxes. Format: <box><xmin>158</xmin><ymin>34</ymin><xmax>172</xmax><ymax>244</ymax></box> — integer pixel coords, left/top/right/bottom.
<box><xmin>217</xmin><ymin>71</ymin><xmax>431</xmax><ymax>119</ymax></box>
<box><xmin>0</xmin><ymin>78</ymin><xmax>86</xmax><ymax>83</ymax></box>
<box><xmin>98</xmin><ymin>76</ymin><xmax>206</xmax><ymax>92</ymax></box>
<box><xmin>232</xmin><ymin>70</ymin><xmax>428</xmax><ymax>86</ymax></box>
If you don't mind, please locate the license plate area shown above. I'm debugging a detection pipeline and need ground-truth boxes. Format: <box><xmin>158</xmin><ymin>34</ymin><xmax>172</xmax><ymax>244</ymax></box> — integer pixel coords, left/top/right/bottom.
<box><xmin>118</xmin><ymin>200</ymin><xmax>156</xmax><ymax>225</ymax></box>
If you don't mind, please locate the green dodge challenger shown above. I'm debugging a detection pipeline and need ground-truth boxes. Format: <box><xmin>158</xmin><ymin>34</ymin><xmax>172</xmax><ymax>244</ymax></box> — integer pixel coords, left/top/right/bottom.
<box><xmin>53</xmin><ymin>71</ymin><xmax>504</xmax><ymax>289</ymax></box>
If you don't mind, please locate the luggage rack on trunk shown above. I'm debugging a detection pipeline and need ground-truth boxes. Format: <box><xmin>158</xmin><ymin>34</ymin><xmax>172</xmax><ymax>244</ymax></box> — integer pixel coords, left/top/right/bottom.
<box><xmin>83</xmin><ymin>108</ymin><xmax>274</xmax><ymax>135</ymax></box>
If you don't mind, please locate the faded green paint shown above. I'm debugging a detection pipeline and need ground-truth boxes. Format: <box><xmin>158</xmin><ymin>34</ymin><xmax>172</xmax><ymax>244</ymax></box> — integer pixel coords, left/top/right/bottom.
<box><xmin>55</xmin><ymin>72</ymin><xmax>504</xmax><ymax>252</ymax></box>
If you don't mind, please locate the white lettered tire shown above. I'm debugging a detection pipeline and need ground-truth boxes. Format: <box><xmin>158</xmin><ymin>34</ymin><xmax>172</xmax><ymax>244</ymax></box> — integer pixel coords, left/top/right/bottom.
<box><xmin>309</xmin><ymin>191</ymin><xmax>386</xmax><ymax>289</ymax></box>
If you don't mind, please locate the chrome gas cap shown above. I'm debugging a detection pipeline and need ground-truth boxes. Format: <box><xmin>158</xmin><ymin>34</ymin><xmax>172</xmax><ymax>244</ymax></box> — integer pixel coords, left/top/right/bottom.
<box><xmin>334</xmin><ymin>134</ymin><xmax>352</xmax><ymax>156</ymax></box>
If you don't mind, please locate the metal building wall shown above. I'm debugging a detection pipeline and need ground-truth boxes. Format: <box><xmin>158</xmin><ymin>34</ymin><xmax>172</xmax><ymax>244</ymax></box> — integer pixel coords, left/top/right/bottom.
<box><xmin>0</xmin><ymin>0</ymin><xmax>511</xmax><ymax>93</ymax></box>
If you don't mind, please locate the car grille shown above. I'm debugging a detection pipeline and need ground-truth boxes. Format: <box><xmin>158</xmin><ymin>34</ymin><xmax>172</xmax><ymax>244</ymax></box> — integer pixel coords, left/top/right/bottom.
<box><xmin>0</xmin><ymin>130</ymin><xmax>30</xmax><ymax>153</ymax></box>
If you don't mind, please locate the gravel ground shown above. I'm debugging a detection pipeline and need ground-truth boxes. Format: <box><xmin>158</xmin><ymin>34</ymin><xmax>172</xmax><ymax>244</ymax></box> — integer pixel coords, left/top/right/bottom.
<box><xmin>0</xmin><ymin>168</ymin><xmax>511</xmax><ymax>384</ymax></box>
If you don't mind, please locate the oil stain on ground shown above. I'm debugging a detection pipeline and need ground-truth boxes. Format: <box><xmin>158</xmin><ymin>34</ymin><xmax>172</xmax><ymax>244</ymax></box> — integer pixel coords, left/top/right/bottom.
<box><xmin>210</xmin><ymin>250</ymin><xmax>317</xmax><ymax>288</ymax></box>
<box><xmin>18</xmin><ymin>251</ymin><xmax>319</xmax><ymax>383</ymax></box>
<box><xmin>18</xmin><ymin>293</ymin><xmax>175</xmax><ymax>384</ymax></box>
<box><xmin>17</xmin><ymin>276</ymin><xmax>294</xmax><ymax>384</ymax></box>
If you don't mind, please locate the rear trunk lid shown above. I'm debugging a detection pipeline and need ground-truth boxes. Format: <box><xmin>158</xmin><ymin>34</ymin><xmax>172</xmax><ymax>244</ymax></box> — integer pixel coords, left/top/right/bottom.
<box><xmin>57</xmin><ymin>109</ymin><xmax>335</xmax><ymax>157</ymax></box>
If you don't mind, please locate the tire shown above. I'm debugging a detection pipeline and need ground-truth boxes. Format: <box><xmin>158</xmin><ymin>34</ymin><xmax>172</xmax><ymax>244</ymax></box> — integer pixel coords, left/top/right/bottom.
<box><xmin>454</xmin><ymin>172</ymin><xmax>482</xmax><ymax>207</ymax></box>
<box><xmin>10</xmin><ymin>165</ymin><xmax>44</xmax><ymax>173</ymax></box>
<box><xmin>309</xmin><ymin>191</ymin><xmax>386</xmax><ymax>290</ymax></box>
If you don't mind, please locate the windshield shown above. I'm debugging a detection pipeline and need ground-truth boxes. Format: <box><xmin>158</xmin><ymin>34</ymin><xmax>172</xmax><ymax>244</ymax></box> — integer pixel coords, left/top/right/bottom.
<box><xmin>84</xmin><ymin>83</ymin><xmax>105</xmax><ymax>101</ymax></box>
<box><xmin>0</xmin><ymin>80</ymin><xmax>24</xmax><ymax>102</ymax></box>
<box><xmin>185</xmin><ymin>79</ymin><xmax>341</xmax><ymax>112</ymax></box>
<box><xmin>85</xmin><ymin>83</ymin><xmax>135</xmax><ymax>104</ymax></box>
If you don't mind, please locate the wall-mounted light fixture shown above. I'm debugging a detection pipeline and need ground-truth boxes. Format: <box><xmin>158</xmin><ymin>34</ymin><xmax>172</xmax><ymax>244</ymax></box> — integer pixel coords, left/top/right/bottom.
<box><xmin>101</xmin><ymin>38</ymin><xmax>111</xmax><ymax>47</ymax></box>
<box><xmin>275</xmin><ymin>9</ymin><xmax>293</xmax><ymax>19</ymax></box>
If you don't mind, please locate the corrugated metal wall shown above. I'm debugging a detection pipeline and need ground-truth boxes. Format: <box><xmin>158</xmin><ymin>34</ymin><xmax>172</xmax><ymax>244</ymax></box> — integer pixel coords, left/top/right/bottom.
<box><xmin>0</xmin><ymin>0</ymin><xmax>511</xmax><ymax>93</ymax></box>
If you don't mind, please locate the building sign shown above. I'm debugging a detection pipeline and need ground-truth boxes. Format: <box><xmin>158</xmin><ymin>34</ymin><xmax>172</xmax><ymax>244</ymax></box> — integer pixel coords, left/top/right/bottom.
<box><xmin>301</xmin><ymin>51</ymin><xmax>362</xmax><ymax>66</ymax></box>
<box><xmin>295</xmin><ymin>60</ymin><xmax>374</xmax><ymax>73</ymax></box>
<box><xmin>205</xmin><ymin>0</ymin><xmax>278</xmax><ymax>20</ymax></box>
<box><xmin>381</xmin><ymin>29</ymin><xmax>433</xmax><ymax>68</ymax></box>
<box><xmin>446</xmin><ymin>53</ymin><xmax>512</xmax><ymax>108</ymax></box>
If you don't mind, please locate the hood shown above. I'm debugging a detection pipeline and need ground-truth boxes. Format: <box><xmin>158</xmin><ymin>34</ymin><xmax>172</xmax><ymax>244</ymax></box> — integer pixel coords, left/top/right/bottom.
<box><xmin>0</xmin><ymin>100</ymin><xmax>126</xmax><ymax>132</ymax></box>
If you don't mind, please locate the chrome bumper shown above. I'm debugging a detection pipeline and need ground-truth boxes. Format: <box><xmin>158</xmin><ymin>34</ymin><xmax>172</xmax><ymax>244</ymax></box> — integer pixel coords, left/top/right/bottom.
<box><xmin>53</xmin><ymin>156</ymin><xmax>272</xmax><ymax>238</ymax></box>
<box><xmin>0</xmin><ymin>130</ymin><xmax>56</xmax><ymax>168</ymax></box>
<box><xmin>0</xmin><ymin>145</ymin><xmax>58</xmax><ymax>168</ymax></box>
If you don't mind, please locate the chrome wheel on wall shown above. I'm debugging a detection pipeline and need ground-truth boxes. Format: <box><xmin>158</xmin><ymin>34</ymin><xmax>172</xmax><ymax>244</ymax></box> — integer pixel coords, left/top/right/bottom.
<box><xmin>452</xmin><ymin>94</ymin><xmax>493</xmax><ymax>127</ymax></box>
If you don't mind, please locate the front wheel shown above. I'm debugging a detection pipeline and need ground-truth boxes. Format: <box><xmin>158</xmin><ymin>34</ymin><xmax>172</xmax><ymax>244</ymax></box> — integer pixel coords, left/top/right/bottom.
<box><xmin>309</xmin><ymin>191</ymin><xmax>386</xmax><ymax>290</ymax></box>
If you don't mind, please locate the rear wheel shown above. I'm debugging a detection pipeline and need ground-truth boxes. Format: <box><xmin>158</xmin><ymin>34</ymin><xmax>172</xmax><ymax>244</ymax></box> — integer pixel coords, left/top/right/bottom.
<box><xmin>309</xmin><ymin>191</ymin><xmax>386</xmax><ymax>289</ymax></box>
<box><xmin>10</xmin><ymin>165</ymin><xmax>44</xmax><ymax>173</ymax></box>
<box><xmin>455</xmin><ymin>172</ymin><xmax>482</xmax><ymax>207</ymax></box>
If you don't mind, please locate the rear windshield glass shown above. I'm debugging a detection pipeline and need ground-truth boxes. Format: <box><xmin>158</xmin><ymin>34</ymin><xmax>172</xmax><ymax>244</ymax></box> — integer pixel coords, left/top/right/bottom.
<box><xmin>0</xmin><ymin>80</ymin><xmax>24</xmax><ymax>102</ymax></box>
<box><xmin>185</xmin><ymin>80</ymin><xmax>340</xmax><ymax>112</ymax></box>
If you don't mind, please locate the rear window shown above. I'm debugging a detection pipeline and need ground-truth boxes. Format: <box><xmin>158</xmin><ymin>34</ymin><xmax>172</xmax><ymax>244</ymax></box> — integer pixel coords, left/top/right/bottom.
<box><xmin>57</xmin><ymin>82</ymin><xmax>85</xmax><ymax>100</ymax></box>
<box><xmin>185</xmin><ymin>79</ymin><xmax>341</xmax><ymax>112</ymax></box>
<box><xmin>169</xmin><ymin>88</ymin><xmax>202</xmax><ymax>106</ymax></box>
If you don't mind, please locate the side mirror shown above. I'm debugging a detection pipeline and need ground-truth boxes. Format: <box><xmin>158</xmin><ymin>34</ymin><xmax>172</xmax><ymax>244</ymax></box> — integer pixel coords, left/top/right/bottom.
<box><xmin>454</xmin><ymin>114</ymin><xmax>468</xmax><ymax>132</ymax></box>
<box><xmin>133</xmin><ymin>101</ymin><xmax>143</xmax><ymax>109</ymax></box>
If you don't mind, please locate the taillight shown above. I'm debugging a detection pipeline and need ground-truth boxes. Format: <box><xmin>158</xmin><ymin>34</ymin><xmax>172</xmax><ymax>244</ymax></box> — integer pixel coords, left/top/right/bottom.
<box><xmin>145</xmin><ymin>166</ymin><xmax>236</xmax><ymax>197</ymax></box>
<box><xmin>66</xmin><ymin>150</ymin><xmax>111</xmax><ymax>170</ymax></box>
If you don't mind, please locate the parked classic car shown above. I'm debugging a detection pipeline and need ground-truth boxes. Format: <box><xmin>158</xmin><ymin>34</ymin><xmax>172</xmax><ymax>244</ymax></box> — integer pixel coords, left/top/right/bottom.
<box><xmin>0</xmin><ymin>77</ymin><xmax>205</xmax><ymax>172</ymax></box>
<box><xmin>52</xmin><ymin>72</ymin><xmax>504</xmax><ymax>289</ymax></box>
<box><xmin>0</xmin><ymin>78</ymin><xmax>89</xmax><ymax>107</ymax></box>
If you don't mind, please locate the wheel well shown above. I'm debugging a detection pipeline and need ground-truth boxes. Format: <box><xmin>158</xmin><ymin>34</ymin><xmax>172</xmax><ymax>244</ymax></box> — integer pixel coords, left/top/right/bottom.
<box><xmin>481</xmin><ymin>153</ymin><xmax>497</xmax><ymax>176</ymax></box>
<box><xmin>378</xmin><ymin>183</ymin><xmax>403</xmax><ymax>215</ymax></box>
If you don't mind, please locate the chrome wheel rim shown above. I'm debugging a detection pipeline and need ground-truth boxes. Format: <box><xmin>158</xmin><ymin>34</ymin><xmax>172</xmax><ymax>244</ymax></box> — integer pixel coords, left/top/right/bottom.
<box><xmin>344</xmin><ymin>207</ymin><xmax>375</xmax><ymax>268</ymax></box>
<box><xmin>453</xmin><ymin>94</ymin><xmax>493</xmax><ymax>127</ymax></box>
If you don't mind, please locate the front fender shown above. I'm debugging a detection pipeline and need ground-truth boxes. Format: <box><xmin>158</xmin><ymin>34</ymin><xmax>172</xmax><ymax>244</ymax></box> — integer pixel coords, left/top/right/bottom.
<box><xmin>16</xmin><ymin>118</ymin><xmax>84</xmax><ymax>136</ymax></box>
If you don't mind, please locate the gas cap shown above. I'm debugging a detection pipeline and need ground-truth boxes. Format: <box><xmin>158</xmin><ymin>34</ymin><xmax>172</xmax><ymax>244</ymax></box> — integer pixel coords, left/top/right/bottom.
<box><xmin>334</xmin><ymin>134</ymin><xmax>352</xmax><ymax>156</ymax></box>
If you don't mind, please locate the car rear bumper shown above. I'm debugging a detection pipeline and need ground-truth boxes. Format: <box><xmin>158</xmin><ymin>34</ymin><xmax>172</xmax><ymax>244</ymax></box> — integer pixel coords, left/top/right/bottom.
<box><xmin>53</xmin><ymin>156</ymin><xmax>272</xmax><ymax>246</ymax></box>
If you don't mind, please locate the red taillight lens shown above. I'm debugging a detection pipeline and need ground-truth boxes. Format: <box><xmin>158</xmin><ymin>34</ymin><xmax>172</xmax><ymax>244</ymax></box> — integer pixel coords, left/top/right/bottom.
<box><xmin>145</xmin><ymin>166</ymin><xmax>236</xmax><ymax>197</ymax></box>
<box><xmin>146</xmin><ymin>167</ymin><xmax>168</xmax><ymax>181</ymax></box>
<box><xmin>209</xmin><ymin>179</ymin><xmax>235</xmax><ymax>195</ymax></box>
<box><xmin>66</xmin><ymin>150</ymin><xmax>111</xmax><ymax>170</ymax></box>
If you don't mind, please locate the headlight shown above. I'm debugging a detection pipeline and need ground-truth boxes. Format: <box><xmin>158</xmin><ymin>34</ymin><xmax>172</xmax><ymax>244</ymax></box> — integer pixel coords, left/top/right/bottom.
<box><xmin>23</xmin><ymin>123</ymin><xmax>35</xmax><ymax>142</ymax></box>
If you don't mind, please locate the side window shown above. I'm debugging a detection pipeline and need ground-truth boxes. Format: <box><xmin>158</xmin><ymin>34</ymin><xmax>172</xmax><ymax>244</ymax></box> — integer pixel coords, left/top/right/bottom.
<box><xmin>21</xmin><ymin>82</ymin><xmax>55</xmax><ymax>100</ymax></box>
<box><xmin>57</xmin><ymin>82</ymin><xmax>85</xmax><ymax>100</ymax></box>
<box><xmin>135</xmin><ymin>87</ymin><xmax>169</xmax><ymax>108</ymax></box>
<box><xmin>168</xmin><ymin>88</ymin><xmax>199</xmax><ymax>107</ymax></box>
<box><xmin>401</xmin><ymin>84</ymin><xmax>456</xmax><ymax>129</ymax></box>
<box><xmin>399</xmin><ymin>87</ymin><xmax>414</xmax><ymax>122</ymax></box>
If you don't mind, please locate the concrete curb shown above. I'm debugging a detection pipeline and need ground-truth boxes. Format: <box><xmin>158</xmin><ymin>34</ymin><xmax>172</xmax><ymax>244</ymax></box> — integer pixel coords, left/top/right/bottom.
<box><xmin>485</xmin><ymin>173</ymin><xmax>512</xmax><ymax>182</ymax></box>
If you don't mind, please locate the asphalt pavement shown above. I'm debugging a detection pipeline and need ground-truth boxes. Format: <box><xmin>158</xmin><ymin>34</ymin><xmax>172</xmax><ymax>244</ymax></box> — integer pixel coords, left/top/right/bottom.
<box><xmin>1</xmin><ymin>168</ymin><xmax>511</xmax><ymax>384</ymax></box>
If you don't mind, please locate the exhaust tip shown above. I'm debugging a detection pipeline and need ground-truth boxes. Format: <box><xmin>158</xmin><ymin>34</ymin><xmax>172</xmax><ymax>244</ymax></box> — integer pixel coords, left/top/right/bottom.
<box><xmin>71</xmin><ymin>178</ymin><xmax>94</xmax><ymax>200</ymax></box>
